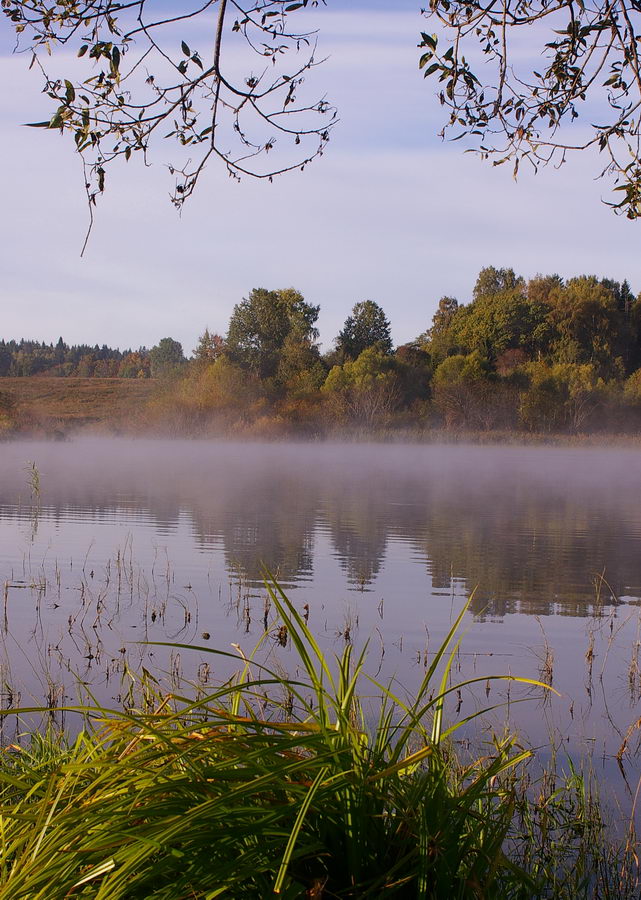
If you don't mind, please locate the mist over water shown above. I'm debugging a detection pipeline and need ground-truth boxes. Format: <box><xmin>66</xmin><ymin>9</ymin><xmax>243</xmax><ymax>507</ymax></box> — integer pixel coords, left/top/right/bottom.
<box><xmin>1</xmin><ymin>437</ymin><xmax>641</xmax><ymax>806</ymax></box>
<box><xmin>2</xmin><ymin>438</ymin><xmax>640</xmax><ymax>605</ymax></box>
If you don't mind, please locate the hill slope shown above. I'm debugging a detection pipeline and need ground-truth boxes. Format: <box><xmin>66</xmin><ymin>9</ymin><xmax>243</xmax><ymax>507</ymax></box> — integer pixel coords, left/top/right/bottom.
<box><xmin>0</xmin><ymin>377</ymin><xmax>157</xmax><ymax>435</ymax></box>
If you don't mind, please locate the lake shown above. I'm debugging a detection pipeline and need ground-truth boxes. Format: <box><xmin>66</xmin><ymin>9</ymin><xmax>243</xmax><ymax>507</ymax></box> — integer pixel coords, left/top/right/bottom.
<box><xmin>1</xmin><ymin>438</ymin><xmax>641</xmax><ymax>811</ymax></box>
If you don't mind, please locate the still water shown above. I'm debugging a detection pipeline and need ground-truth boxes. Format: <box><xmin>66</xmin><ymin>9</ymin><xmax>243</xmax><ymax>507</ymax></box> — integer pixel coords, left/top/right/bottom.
<box><xmin>1</xmin><ymin>439</ymin><xmax>641</xmax><ymax>801</ymax></box>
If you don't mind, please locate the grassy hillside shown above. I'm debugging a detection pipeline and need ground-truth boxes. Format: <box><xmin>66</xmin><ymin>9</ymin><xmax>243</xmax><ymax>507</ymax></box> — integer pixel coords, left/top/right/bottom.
<box><xmin>0</xmin><ymin>377</ymin><xmax>157</xmax><ymax>435</ymax></box>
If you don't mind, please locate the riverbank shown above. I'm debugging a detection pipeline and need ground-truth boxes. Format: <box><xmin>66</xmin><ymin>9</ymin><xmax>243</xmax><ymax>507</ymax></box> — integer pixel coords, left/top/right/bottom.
<box><xmin>4</xmin><ymin>375</ymin><xmax>641</xmax><ymax>447</ymax></box>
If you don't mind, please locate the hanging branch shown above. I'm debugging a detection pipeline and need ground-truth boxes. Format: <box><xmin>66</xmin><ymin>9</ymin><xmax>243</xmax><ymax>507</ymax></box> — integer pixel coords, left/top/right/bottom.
<box><xmin>420</xmin><ymin>0</ymin><xmax>641</xmax><ymax>218</ymax></box>
<box><xmin>3</xmin><ymin>0</ymin><xmax>336</xmax><ymax>214</ymax></box>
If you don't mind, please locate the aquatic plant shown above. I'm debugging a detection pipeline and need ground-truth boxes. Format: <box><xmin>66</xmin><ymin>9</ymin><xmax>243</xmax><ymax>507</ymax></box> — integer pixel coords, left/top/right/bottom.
<box><xmin>0</xmin><ymin>580</ymin><xmax>637</xmax><ymax>898</ymax></box>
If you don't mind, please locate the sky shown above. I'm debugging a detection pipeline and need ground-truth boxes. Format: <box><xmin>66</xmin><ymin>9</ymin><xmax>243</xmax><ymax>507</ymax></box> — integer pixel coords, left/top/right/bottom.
<box><xmin>1</xmin><ymin>1</ymin><xmax>640</xmax><ymax>354</ymax></box>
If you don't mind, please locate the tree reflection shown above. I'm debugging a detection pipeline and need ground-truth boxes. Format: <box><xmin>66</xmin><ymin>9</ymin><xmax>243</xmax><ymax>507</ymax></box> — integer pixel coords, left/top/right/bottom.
<box><xmin>0</xmin><ymin>441</ymin><xmax>640</xmax><ymax>618</ymax></box>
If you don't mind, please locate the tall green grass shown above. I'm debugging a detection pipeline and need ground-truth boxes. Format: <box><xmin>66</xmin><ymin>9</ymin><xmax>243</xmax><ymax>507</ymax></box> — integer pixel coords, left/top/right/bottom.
<box><xmin>0</xmin><ymin>579</ymin><xmax>637</xmax><ymax>898</ymax></box>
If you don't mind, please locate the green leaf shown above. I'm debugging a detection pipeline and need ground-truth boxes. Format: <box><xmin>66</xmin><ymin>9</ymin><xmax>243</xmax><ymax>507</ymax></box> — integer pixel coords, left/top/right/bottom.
<box><xmin>181</xmin><ymin>40</ymin><xmax>190</xmax><ymax>57</ymax></box>
<box><xmin>49</xmin><ymin>107</ymin><xmax>65</xmax><ymax>128</ymax></box>
<box><xmin>77</xmin><ymin>44</ymin><xmax>88</xmax><ymax>58</ymax></box>
<box><xmin>64</xmin><ymin>80</ymin><xmax>75</xmax><ymax>104</ymax></box>
<box><xmin>273</xmin><ymin>766</ymin><xmax>328</xmax><ymax>893</ymax></box>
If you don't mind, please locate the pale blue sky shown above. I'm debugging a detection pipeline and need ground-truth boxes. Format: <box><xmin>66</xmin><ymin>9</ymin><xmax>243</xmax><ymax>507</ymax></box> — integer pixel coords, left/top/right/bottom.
<box><xmin>1</xmin><ymin>2</ymin><xmax>639</xmax><ymax>354</ymax></box>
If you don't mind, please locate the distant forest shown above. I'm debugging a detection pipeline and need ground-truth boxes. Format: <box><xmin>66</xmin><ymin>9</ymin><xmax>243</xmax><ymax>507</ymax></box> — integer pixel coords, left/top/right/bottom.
<box><xmin>5</xmin><ymin>266</ymin><xmax>641</xmax><ymax>435</ymax></box>
<box><xmin>0</xmin><ymin>339</ymin><xmax>151</xmax><ymax>378</ymax></box>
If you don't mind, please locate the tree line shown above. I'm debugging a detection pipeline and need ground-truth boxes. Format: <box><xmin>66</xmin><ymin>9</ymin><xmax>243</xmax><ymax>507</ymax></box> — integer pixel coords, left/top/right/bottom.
<box><xmin>148</xmin><ymin>270</ymin><xmax>641</xmax><ymax>435</ymax></box>
<box><xmin>6</xmin><ymin>266</ymin><xmax>641</xmax><ymax>435</ymax></box>
<box><xmin>0</xmin><ymin>338</ymin><xmax>152</xmax><ymax>378</ymax></box>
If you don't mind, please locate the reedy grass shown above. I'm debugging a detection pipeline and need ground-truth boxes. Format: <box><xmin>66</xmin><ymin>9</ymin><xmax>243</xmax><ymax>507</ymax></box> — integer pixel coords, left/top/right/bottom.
<box><xmin>0</xmin><ymin>578</ymin><xmax>637</xmax><ymax>898</ymax></box>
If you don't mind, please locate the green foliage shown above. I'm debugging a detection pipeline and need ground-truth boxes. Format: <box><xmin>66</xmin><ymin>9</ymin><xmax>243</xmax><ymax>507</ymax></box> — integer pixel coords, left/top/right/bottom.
<box><xmin>452</xmin><ymin>291</ymin><xmax>552</xmax><ymax>363</ymax></box>
<box><xmin>0</xmin><ymin>580</ymin><xmax>635</xmax><ymax>898</ymax></box>
<box><xmin>335</xmin><ymin>300</ymin><xmax>393</xmax><ymax>361</ymax></box>
<box><xmin>276</xmin><ymin>333</ymin><xmax>327</xmax><ymax>397</ymax></box>
<box><xmin>414</xmin><ymin>268</ymin><xmax>641</xmax><ymax>433</ymax></box>
<box><xmin>519</xmin><ymin>362</ymin><xmax>605</xmax><ymax>433</ymax></box>
<box><xmin>473</xmin><ymin>267</ymin><xmax>525</xmax><ymax>301</ymax></box>
<box><xmin>323</xmin><ymin>346</ymin><xmax>401</xmax><ymax>425</ymax></box>
<box><xmin>420</xmin><ymin>296</ymin><xmax>460</xmax><ymax>363</ymax></box>
<box><xmin>149</xmin><ymin>338</ymin><xmax>185</xmax><ymax>379</ymax></box>
<box><xmin>432</xmin><ymin>352</ymin><xmax>513</xmax><ymax>429</ymax></box>
<box><xmin>546</xmin><ymin>278</ymin><xmax>624</xmax><ymax>376</ymax></box>
<box><xmin>0</xmin><ymin>346</ymin><xmax>12</xmax><ymax>377</ymax></box>
<box><xmin>227</xmin><ymin>288</ymin><xmax>320</xmax><ymax>380</ymax></box>
<box><xmin>424</xmin><ymin>275</ymin><xmax>556</xmax><ymax>368</ymax></box>
<box><xmin>433</xmin><ymin>351</ymin><xmax>491</xmax><ymax>388</ymax></box>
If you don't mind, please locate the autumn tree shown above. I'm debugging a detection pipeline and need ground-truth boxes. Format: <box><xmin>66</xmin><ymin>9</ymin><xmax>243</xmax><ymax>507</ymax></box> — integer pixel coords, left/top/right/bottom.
<box><xmin>118</xmin><ymin>351</ymin><xmax>150</xmax><ymax>378</ymax></box>
<box><xmin>527</xmin><ymin>274</ymin><xmax>564</xmax><ymax>307</ymax></box>
<box><xmin>193</xmin><ymin>329</ymin><xmax>226</xmax><ymax>367</ymax></box>
<box><xmin>186</xmin><ymin>356</ymin><xmax>263</xmax><ymax>422</ymax></box>
<box><xmin>431</xmin><ymin>352</ymin><xmax>495</xmax><ymax>428</ymax></box>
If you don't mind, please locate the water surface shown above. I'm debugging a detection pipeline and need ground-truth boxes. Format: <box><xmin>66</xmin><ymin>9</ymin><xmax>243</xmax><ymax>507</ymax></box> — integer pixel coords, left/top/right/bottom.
<box><xmin>1</xmin><ymin>438</ymin><xmax>641</xmax><ymax>808</ymax></box>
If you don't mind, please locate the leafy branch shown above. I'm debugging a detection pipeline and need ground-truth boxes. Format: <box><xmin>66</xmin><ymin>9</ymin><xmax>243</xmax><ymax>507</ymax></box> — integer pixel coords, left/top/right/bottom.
<box><xmin>2</xmin><ymin>0</ymin><xmax>336</xmax><ymax>226</ymax></box>
<box><xmin>420</xmin><ymin>0</ymin><xmax>641</xmax><ymax>218</ymax></box>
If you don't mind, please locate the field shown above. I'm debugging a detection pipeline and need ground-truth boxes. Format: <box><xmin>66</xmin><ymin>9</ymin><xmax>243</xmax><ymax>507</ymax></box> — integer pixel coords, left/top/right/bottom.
<box><xmin>0</xmin><ymin>377</ymin><xmax>157</xmax><ymax>435</ymax></box>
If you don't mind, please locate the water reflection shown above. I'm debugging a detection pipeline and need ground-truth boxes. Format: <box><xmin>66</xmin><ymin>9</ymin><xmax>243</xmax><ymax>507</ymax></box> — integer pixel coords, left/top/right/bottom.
<box><xmin>1</xmin><ymin>440</ymin><xmax>639</xmax><ymax>617</ymax></box>
<box><xmin>4</xmin><ymin>438</ymin><xmax>641</xmax><ymax>807</ymax></box>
